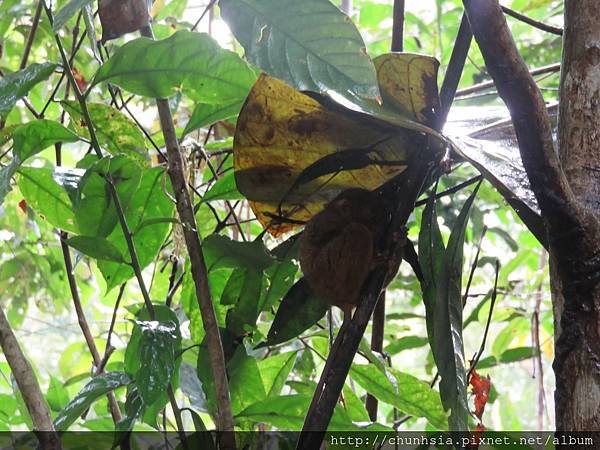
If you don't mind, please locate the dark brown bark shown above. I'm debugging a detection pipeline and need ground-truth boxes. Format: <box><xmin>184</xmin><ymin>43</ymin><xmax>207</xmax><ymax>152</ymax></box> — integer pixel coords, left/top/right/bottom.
<box><xmin>554</xmin><ymin>0</ymin><xmax>600</xmax><ymax>432</ymax></box>
<box><xmin>463</xmin><ymin>0</ymin><xmax>600</xmax><ymax>436</ymax></box>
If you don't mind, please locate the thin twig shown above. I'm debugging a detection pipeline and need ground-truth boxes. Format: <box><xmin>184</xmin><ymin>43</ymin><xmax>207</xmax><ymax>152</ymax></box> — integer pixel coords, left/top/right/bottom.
<box><xmin>532</xmin><ymin>251</ymin><xmax>547</xmax><ymax>430</ymax></box>
<box><xmin>455</xmin><ymin>62</ymin><xmax>560</xmax><ymax>97</ymax></box>
<box><xmin>467</xmin><ymin>259</ymin><xmax>500</xmax><ymax>380</ymax></box>
<box><xmin>20</xmin><ymin>0</ymin><xmax>44</xmax><ymax>69</ymax></box>
<box><xmin>191</xmin><ymin>0</ymin><xmax>218</xmax><ymax>31</ymax></box>
<box><xmin>462</xmin><ymin>225</ymin><xmax>488</xmax><ymax>306</ymax></box>
<box><xmin>415</xmin><ymin>175</ymin><xmax>483</xmax><ymax>207</ymax></box>
<box><xmin>103</xmin><ymin>283</ymin><xmax>126</xmax><ymax>363</ymax></box>
<box><xmin>59</xmin><ymin>233</ymin><xmax>122</xmax><ymax>422</ymax></box>
<box><xmin>501</xmin><ymin>5</ymin><xmax>562</xmax><ymax>35</ymax></box>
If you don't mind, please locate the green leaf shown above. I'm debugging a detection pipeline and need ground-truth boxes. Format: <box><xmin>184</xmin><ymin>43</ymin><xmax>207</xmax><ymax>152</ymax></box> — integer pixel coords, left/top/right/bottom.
<box><xmin>46</xmin><ymin>376</ymin><xmax>69</xmax><ymax>412</ymax></box>
<box><xmin>418</xmin><ymin>191</ymin><xmax>445</xmax><ymax>343</ymax></box>
<box><xmin>228</xmin><ymin>347</ymin><xmax>266</xmax><ymax>415</ymax></box>
<box><xmin>0</xmin><ymin>63</ymin><xmax>57</xmax><ymax>118</ymax></box>
<box><xmin>62</xmin><ymin>100</ymin><xmax>149</xmax><ymax>164</ymax></box>
<box><xmin>202</xmin><ymin>171</ymin><xmax>243</xmax><ymax>202</ymax></box>
<box><xmin>203</xmin><ymin>234</ymin><xmax>274</xmax><ymax>272</ymax></box>
<box><xmin>54</xmin><ymin>372</ymin><xmax>131</xmax><ymax>431</ymax></box>
<box><xmin>136</xmin><ymin>318</ymin><xmax>181</xmax><ymax>406</ymax></box>
<box><xmin>65</xmin><ymin>235</ymin><xmax>128</xmax><ymax>263</ymax></box>
<box><xmin>183</xmin><ymin>100</ymin><xmax>243</xmax><ymax>137</ymax></box>
<box><xmin>225</xmin><ymin>269</ymin><xmax>264</xmax><ymax>336</ymax></box>
<box><xmin>350</xmin><ymin>365</ymin><xmax>447</xmax><ymax>430</ymax></box>
<box><xmin>433</xmin><ymin>184</ymin><xmax>480</xmax><ymax>431</ymax></box>
<box><xmin>0</xmin><ymin>159</ymin><xmax>19</xmax><ymax>206</ymax></box>
<box><xmin>13</xmin><ymin>119</ymin><xmax>80</xmax><ymax>161</ymax></box>
<box><xmin>261</xmin><ymin>258</ymin><xmax>298</xmax><ymax>310</ymax></box>
<box><xmin>235</xmin><ymin>394</ymin><xmax>359</xmax><ymax>430</ymax></box>
<box><xmin>97</xmin><ymin>166</ymin><xmax>174</xmax><ymax>291</ymax></box>
<box><xmin>114</xmin><ymin>387</ymin><xmax>144</xmax><ymax>443</ymax></box>
<box><xmin>477</xmin><ymin>347</ymin><xmax>536</xmax><ymax>369</ymax></box>
<box><xmin>75</xmin><ymin>155</ymin><xmax>142</xmax><ymax>238</ymax></box>
<box><xmin>92</xmin><ymin>30</ymin><xmax>257</xmax><ymax>102</ymax></box>
<box><xmin>52</xmin><ymin>0</ymin><xmax>94</xmax><ymax>31</ymax></box>
<box><xmin>384</xmin><ymin>336</ymin><xmax>429</xmax><ymax>355</ymax></box>
<box><xmin>492</xmin><ymin>316</ymin><xmax>530</xmax><ymax>358</ymax></box>
<box><xmin>17</xmin><ymin>167</ymin><xmax>81</xmax><ymax>234</ymax></box>
<box><xmin>262</xmin><ymin>278</ymin><xmax>328</xmax><ymax>347</ymax></box>
<box><xmin>124</xmin><ymin>305</ymin><xmax>181</xmax><ymax>379</ymax></box>
<box><xmin>257</xmin><ymin>351</ymin><xmax>297</xmax><ymax>397</ymax></box>
<box><xmin>220</xmin><ymin>0</ymin><xmax>380</xmax><ymax>102</ymax></box>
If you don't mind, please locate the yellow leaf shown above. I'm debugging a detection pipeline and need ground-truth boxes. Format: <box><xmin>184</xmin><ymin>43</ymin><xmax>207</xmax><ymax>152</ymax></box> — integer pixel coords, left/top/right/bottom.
<box><xmin>374</xmin><ymin>53</ymin><xmax>440</xmax><ymax>125</ymax></box>
<box><xmin>234</xmin><ymin>74</ymin><xmax>416</xmax><ymax>235</ymax></box>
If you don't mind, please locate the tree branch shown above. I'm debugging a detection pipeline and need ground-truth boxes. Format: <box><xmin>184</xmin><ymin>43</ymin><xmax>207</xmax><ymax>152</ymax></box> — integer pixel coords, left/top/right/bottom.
<box><xmin>60</xmin><ymin>234</ymin><xmax>122</xmax><ymax>423</ymax></box>
<box><xmin>437</xmin><ymin>13</ymin><xmax>472</xmax><ymax>128</ymax></box>
<box><xmin>462</xmin><ymin>0</ymin><xmax>600</xmax><ymax>267</ymax></box>
<box><xmin>391</xmin><ymin>0</ymin><xmax>405</xmax><ymax>52</ymax></box>
<box><xmin>20</xmin><ymin>0</ymin><xmax>44</xmax><ymax>70</ymax></box>
<box><xmin>0</xmin><ymin>305</ymin><xmax>61</xmax><ymax>450</ymax></box>
<box><xmin>139</xmin><ymin>25</ymin><xmax>235</xmax><ymax>447</ymax></box>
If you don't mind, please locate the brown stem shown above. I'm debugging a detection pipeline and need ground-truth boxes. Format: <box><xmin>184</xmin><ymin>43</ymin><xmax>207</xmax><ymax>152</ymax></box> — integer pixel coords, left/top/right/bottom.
<box><xmin>391</xmin><ymin>0</ymin><xmax>405</xmax><ymax>52</ymax></box>
<box><xmin>20</xmin><ymin>0</ymin><xmax>44</xmax><ymax>69</ymax></box>
<box><xmin>363</xmin><ymin>0</ymin><xmax>405</xmax><ymax>423</ymax></box>
<box><xmin>59</xmin><ymin>234</ymin><xmax>122</xmax><ymax>423</ymax></box>
<box><xmin>0</xmin><ymin>306</ymin><xmax>62</xmax><ymax>450</ymax></box>
<box><xmin>139</xmin><ymin>26</ymin><xmax>235</xmax><ymax>445</ymax></box>
<box><xmin>365</xmin><ymin>292</ymin><xmax>385</xmax><ymax>420</ymax></box>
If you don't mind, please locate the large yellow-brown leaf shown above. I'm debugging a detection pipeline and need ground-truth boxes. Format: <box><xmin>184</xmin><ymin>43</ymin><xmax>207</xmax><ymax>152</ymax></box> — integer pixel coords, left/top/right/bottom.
<box><xmin>234</xmin><ymin>74</ymin><xmax>417</xmax><ymax>235</ymax></box>
<box><xmin>374</xmin><ymin>53</ymin><xmax>440</xmax><ymax>126</ymax></box>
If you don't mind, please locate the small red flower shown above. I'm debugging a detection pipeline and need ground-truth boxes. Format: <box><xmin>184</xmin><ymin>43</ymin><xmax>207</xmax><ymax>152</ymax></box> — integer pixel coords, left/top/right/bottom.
<box><xmin>18</xmin><ymin>199</ymin><xmax>27</xmax><ymax>213</ymax></box>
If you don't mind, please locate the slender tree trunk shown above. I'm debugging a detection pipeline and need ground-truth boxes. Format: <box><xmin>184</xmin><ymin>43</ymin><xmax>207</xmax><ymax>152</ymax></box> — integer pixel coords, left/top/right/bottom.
<box><xmin>554</xmin><ymin>0</ymin><xmax>600</xmax><ymax>432</ymax></box>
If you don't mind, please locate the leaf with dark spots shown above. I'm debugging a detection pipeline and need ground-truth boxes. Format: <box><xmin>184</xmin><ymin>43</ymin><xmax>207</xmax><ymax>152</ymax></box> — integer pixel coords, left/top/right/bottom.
<box><xmin>233</xmin><ymin>74</ymin><xmax>412</xmax><ymax>236</ymax></box>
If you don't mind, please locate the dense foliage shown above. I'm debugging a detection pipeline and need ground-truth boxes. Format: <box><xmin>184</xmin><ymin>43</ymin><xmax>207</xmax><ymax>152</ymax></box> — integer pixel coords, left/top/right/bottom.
<box><xmin>0</xmin><ymin>0</ymin><xmax>562</xmax><ymax>438</ymax></box>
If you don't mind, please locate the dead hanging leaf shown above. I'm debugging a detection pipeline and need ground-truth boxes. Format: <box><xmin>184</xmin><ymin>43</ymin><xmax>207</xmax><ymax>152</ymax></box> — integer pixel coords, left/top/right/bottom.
<box><xmin>233</xmin><ymin>74</ymin><xmax>420</xmax><ymax>236</ymax></box>
<box><xmin>469</xmin><ymin>369</ymin><xmax>491</xmax><ymax>421</ymax></box>
<box><xmin>99</xmin><ymin>0</ymin><xmax>150</xmax><ymax>43</ymax></box>
<box><xmin>374</xmin><ymin>53</ymin><xmax>440</xmax><ymax>126</ymax></box>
